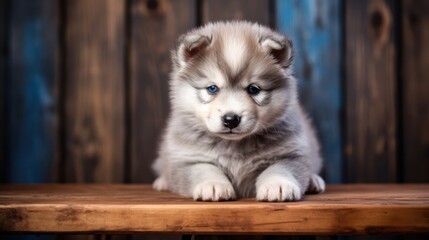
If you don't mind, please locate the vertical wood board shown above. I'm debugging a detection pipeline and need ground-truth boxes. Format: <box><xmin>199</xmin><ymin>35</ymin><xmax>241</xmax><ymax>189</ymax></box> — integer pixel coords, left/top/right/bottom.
<box><xmin>0</xmin><ymin>0</ymin><xmax>8</xmax><ymax>183</ymax></box>
<box><xmin>401</xmin><ymin>0</ymin><xmax>429</xmax><ymax>182</ymax></box>
<box><xmin>130</xmin><ymin>0</ymin><xmax>196</xmax><ymax>183</ymax></box>
<box><xmin>345</xmin><ymin>0</ymin><xmax>397</xmax><ymax>182</ymax></box>
<box><xmin>202</xmin><ymin>0</ymin><xmax>270</xmax><ymax>25</ymax></box>
<box><xmin>8</xmin><ymin>0</ymin><xmax>59</xmax><ymax>183</ymax></box>
<box><xmin>65</xmin><ymin>0</ymin><xmax>125</xmax><ymax>183</ymax></box>
<box><xmin>276</xmin><ymin>0</ymin><xmax>343</xmax><ymax>183</ymax></box>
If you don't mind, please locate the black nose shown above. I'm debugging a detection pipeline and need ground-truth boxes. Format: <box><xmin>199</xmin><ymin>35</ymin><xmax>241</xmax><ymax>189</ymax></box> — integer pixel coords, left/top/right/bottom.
<box><xmin>223</xmin><ymin>113</ymin><xmax>241</xmax><ymax>129</ymax></box>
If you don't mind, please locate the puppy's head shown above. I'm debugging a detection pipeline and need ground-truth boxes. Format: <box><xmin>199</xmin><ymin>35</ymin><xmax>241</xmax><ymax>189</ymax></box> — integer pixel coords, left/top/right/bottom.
<box><xmin>170</xmin><ymin>22</ymin><xmax>297</xmax><ymax>140</ymax></box>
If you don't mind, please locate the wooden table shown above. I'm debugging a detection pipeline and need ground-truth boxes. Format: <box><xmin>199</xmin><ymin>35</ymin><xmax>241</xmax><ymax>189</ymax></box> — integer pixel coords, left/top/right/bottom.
<box><xmin>0</xmin><ymin>184</ymin><xmax>428</xmax><ymax>235</ymax></box>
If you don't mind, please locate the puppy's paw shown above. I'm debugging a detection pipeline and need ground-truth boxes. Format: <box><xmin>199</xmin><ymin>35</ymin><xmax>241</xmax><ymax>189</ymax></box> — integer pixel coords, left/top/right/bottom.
<box><xmin>193</xmin><ymin>181</ymin><xmax>236</xmax><ymax>201</ymax></box>
<box><xmin>256</xmin><ymin>179</ymin><xmax>302</xmax><ymax>202</ymax></box>
<box><xmin>306</xmin><ymin>174</ymin><xmax>326</xmax><ymax>194</ymax></box>
<box><xmin>153</xmin><ymin>176</ymin><xmax>169</xmax><ymax>191</ymax></box>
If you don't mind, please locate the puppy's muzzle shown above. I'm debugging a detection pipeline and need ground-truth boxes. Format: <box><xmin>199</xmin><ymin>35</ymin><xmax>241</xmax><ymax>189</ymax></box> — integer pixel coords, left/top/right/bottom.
<box><xmin>223</xmin><ymin>113</ymin><xmax>241</xmax><ymax>129</ymax></box>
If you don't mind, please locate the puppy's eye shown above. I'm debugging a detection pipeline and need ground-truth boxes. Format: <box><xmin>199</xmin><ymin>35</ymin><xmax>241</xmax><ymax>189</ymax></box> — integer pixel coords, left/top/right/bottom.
<box><xmin>207</xmin><ymin>85</ymin><xmax>219</xmax><ymax>94</ymax></box>
<box><xmin>247</xmin><ymin>85</ymin><xmax>261</xmax><ymax>95</ymax></box>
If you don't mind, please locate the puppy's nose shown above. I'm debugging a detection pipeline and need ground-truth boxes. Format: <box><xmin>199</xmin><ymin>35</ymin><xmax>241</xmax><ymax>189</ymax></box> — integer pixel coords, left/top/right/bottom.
<box><xmin>223</xmin><ymin>113</ymin><xmax>241</xmax><ymax>129</ymax></box>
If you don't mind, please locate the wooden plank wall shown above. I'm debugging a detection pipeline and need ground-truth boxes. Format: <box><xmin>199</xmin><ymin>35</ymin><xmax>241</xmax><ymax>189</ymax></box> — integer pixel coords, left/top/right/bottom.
<box><xmin>0</xmin><ymin>0</ymin><xmax>8</xmax><ymax>183</ymax></box>
<box><xmin>345</xmin><ymin>0</ymin><xmax>398</xmax><ymax>183</ymax></box>
<box><xmin>202</xmin><ymin>0</ymin><xmax>270</xmax><ymax>24</ymax></box>
<box><xmin>7</xmin><ymin>0</ymin><xmax>59</xmax><ymax>183</ymax></box>
<box><xmin>129</xmin><ymin>0</ymin><xmax>196</xmax><ymax>183</ymax></box>
<box><xmin>64</xmin><ymin>0</ymin><xmax>126</xmax><ymax>183</ymax></box>
<box><xmin>401</xmin><ymin>0</ymin><xmax>429</xmax><ymax>183</ymax></box>
<box><xmin>277</xmin><ymin>0</ymin><xmax>342</xmax><ymax>183</ymax></box>
<box><xmin>0</xmin><ymin>0</ymin><xmax>428</xmax><ymax>220</ymax></box>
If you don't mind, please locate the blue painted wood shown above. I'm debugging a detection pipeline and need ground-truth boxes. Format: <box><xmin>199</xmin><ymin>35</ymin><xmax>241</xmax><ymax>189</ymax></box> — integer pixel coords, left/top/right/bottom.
<box><xmin>276</xmin><ymin>0</ymin><xmax>343</xmax><ymax>183</ymax></box>
<box><xmin>8</xmin><ymin>0</ymin><xmax>58</xmax><ymax>183</ymax></box>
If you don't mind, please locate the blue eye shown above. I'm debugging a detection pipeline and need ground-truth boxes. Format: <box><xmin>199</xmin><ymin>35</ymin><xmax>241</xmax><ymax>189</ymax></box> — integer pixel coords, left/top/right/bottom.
<box><xmin>207</xmin><ymin>85</ymin><xmax>219</xmax><ymax>94</ymax></box>
<box><xmin>247</xmin><ymin>85</ymin><xmax>261</xmax><ymax>95</ymax></box>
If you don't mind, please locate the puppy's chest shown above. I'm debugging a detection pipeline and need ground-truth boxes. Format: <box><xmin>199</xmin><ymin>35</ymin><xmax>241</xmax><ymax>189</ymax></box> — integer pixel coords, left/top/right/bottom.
<box><xmin>215</xmin><ymin>153</ymin><xmax>269</xmax><ymax>183</ymax></box>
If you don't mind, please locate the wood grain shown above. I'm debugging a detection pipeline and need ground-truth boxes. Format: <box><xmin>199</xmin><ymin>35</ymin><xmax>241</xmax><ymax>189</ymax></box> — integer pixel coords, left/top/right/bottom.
<box><xmin>276</xmin><ymin>0</ymin><xmax>342</xmax><ymax>183</ymax></box>
<box><xmin>129</xmin><ymin>0</ymin><xmax>196</xmax><ymax>183</ymax></box>
<box><xmin>0</xmin><ymin>184</ymin><xmax>428</xmax><ymax>234</ymax></box>
<box><xmin>345</xmin><ymin>0</ymin><xmax>397</xmax><ymax>182</ymax></box>
<box><xmin>65</xmin><ymin>0</ymin><xmax>125</xmax><ymax>183</ymax></box>
<box><xmin>401</xmin><ymin>0</ymin><xmax>429</xmax><ymax>183</ymax></box>
<box><xmin>201</xmin><ymin>0</ymin><xmax>270</xmax><ymax>25</ymax></box>
<box><xmin>7</xmin><ymin>0</ymin><xmax>59</xmax><ymax>183</ymax></box>
<box><xmin>0</xmin><ymin>0</ymin><xmax>7</xmax><ymax>183</ymax></box>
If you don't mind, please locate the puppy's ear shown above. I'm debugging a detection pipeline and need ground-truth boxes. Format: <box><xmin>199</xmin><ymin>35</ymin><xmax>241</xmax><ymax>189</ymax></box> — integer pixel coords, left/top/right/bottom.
<box><xmin>260</xmin><ymin>34</ymin><xmax>294</xmax><ymax>68</ymax></box>
<box><xmin>176</xmin><ymin>34</ymin><xmax>211</xmax><ymax>67</ymax></box>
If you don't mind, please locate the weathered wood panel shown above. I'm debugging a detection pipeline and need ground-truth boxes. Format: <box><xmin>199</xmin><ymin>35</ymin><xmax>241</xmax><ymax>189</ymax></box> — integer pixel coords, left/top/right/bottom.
<box><xmin>1</xmin><ymin>184</ymin><xmax>428</xmax><ymax>235</ymax></box>
<box><xmin>276</xmin><ymin>0</ymin><xmax>342</xmax><ymax>183</ymax></box>
<box><xmin>345</xmin><ymin>0</ymin><xmax>397</xmax><ymax>182</ymax></box>
<box><xmin>202</xmin><ymin>0</ymin><xmax>270</xmax><ymax>25</ymax></box>
<box><xmin>130</xmin><ymin>0</ymin><xmax>196</xmax><ymax>183</ymax></box>
<box><xmin>65</xmin><ymin>0</ymin><xmax>125</xmax><ymax>183</ymax></box>
<box><xmin>0</xmin><ymin>0</ymin><xmax>8</xmax><ymax>183</ymax></box>
<box><xmin>401</xmin><ymin>0</ymin><xmax>429</xmax><ymax>183</ymax></box>
<box><xmin>8</xmin><ymin>0</ymin><xmax>59</xmax><ymax>183</ymax></box>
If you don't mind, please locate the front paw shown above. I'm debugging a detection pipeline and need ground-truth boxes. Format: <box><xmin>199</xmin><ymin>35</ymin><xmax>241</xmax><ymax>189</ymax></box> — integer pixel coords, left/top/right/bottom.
<box><xmin>306</xmin><ymin>174</ymin><xmax>326</xmax><ymax>194</ymax></box>
<box><xmin>153</xmin><ymin>176</ymin><xmax>168</xmax><ymax>191</ymax></box>
<box><xmin>256</xmin><ymin>179</ymin><xmax>303</xmax><ymax>202</ymax></box>
<box><xmin>193</xmin><ymin>181</ymin><xmax>236</xmax><ymax>201</ymax></box>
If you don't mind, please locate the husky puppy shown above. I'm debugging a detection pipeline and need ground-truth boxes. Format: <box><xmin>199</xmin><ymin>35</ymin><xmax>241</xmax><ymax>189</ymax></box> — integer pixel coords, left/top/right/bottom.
<box><xmin>152</xmin><ymin>21</ymin><xmax>325</xmax><ymax>201</ymax></box>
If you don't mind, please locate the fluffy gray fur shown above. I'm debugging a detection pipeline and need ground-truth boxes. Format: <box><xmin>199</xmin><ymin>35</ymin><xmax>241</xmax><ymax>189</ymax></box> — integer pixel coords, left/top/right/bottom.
<box><xmin>152</xmin><ymin>21</ymin><xmax>325</xmax><ymax>201</ymax></box>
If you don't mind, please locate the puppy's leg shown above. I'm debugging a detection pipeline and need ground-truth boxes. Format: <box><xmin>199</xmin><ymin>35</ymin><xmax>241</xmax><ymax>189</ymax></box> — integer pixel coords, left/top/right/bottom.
<box><xmin>153</xmin><ymin>176</ymin><xmax>169</xmax><ymax>191</ymax></box>
<box><xmin>306</xmin><ymin>174</ymin><xmax>326</xmax><ymax>194</ymax></box>
<box><xmin>175</xmin><ymin>163</ymin><xmax>236</xmax><ymax>201</ymax></box>
<box><xmin>256</xmin><ymin>160</ymin><xmax>310</xmax><ymax>202</ymax></box>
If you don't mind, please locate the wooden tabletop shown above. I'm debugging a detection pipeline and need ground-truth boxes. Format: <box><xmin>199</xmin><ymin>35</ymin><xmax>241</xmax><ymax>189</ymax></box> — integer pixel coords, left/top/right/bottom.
<box><xmin>0</xmin><ymin>184</ymin><xmax>428</xmax><ymax>235</ymax></box>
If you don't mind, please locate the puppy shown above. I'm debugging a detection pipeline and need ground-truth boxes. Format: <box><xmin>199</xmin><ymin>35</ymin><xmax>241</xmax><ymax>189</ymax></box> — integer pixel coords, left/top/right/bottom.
<box><xmin>152</xmin><ymin>21</ymin><xmax>325</xmax><ymax>201</ymax></box>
